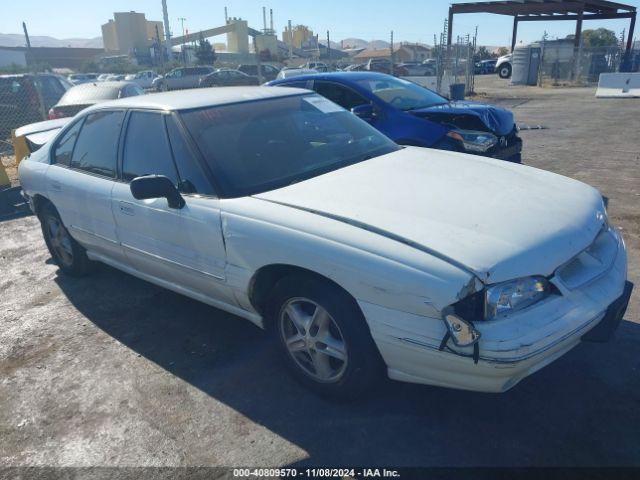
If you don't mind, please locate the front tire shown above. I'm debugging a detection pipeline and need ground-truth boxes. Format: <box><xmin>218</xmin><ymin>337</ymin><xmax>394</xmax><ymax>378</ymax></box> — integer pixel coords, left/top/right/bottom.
<box><xmin>267</xmin><ymin>274</ymin><xmax>383</xmax><ymax>399</ymax></box>
<box><xmin>498</xmin><ymin>63</ymin><xmax>512</xmax><ymax>79</ymax></box>
<box><xmin>39</xmin><ymin>203</ymin><xmax>92</xmax><ymax>276</ymax></box>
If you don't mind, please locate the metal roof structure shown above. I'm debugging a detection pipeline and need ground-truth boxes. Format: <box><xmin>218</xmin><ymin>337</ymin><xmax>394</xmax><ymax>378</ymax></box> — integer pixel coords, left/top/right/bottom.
<box><xmin>448</xmin><ymin>1</ymin><xmax>637</xmax><ymax>51</ymax></box>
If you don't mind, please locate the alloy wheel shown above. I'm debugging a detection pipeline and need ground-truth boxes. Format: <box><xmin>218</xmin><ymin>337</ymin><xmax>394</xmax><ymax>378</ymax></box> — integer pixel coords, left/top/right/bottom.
<box><xmin>46</xmin><ymin>216</ymin><xmax>74</xmax><ymax>267</ymax></box>
<box><xmin>279</xmin><ymin>297</ymin><xmax>348</xmax><ymax>383</ymax></box>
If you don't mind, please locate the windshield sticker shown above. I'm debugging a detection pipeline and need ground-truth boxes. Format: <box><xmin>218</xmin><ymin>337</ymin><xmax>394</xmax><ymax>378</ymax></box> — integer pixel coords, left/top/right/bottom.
<box><xmin>303</xmin><ymin>96</ymin><xmax>343</xmax><ymax>113</ymax></box>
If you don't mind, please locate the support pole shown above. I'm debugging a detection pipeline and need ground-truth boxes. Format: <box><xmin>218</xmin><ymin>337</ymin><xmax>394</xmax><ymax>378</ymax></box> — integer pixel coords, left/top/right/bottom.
<box><xmin>511</xmin><ymin>16</ymin><xmax>519</xmax><ymax>51</ymax></box>
<box><xmin>574</xmin><ymin>9</ymin><xmax>584</xmax><ymax>48</ymax></box>
<box><xmin>627</xmin><ymin>13</ymin><xmax>636</xmax><ymax>52</ymax></box>
<box><xmin>447</xmin><ymin>7</ymin><xmax>453</xmax><ymax>45</ymax></box>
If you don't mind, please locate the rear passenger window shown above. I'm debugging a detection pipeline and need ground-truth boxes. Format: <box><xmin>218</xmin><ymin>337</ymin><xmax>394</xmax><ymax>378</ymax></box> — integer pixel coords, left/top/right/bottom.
<box><xmin>314</xmin><ymin>82</ymin><xmax>367</xmax><ymax>110</ymax></box>
<box><xmin>71</xmin><ymin>110</ymin><xmax>124</xmax><ymax>177</ymax></box>
<box><xmin>53</xmin><ymin>119</ymin><xmax>84</xmax><ymax>166</ymax></box>
<box><xmin>166</xmin><ymin>117</ymin><xmax>213</xmax><ymax>195</ymax></box>
<box><xmin>122</xmin><ymin>111</ymin><xmax>178</xmax><ymax>184</ymax></box>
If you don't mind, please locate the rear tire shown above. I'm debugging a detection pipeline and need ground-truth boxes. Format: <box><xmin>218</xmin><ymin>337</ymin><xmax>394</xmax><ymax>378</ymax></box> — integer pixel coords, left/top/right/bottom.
<box><xmin>498</xmin><ymin>63</ymin><xmax>512</xmax><ymax>79</ymax></box>
<box><xmin>39</xmin><ymin>203</ymin><xmax>92</xmax><ymax>276</ymax></box>
<box><xmin>266</xmin><ymin>274</ymin><xmax>383</xmax><ymax>400</ymax></box>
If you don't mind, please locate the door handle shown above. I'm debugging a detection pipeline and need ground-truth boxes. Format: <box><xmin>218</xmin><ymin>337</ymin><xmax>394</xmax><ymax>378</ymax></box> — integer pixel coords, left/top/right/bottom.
<box><xmin>50</xmin><ymin>181</ymin><xmax>62</xmax><ymax>192</ymax></box>
<box><xmin>119</xmin><ymin>201</ymin><xmax>135</xmax><ymax>216</ymax></box>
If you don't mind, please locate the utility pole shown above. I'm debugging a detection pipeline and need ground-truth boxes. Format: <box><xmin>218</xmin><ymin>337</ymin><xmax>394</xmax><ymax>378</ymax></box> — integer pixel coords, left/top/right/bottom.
<box><xmin>327</xmin><ymin>30</ymin><xmax>331</xmax><ymax>64</ymax></box>
<box><xmin>155</xmin><ymin>24</ymin><xmax>164</xmax><ymax>70</ymax></box>
<box><xmin>161</xmin><ymin>0</ymin><xmax>172</xmax><ymax>64</ymax></box>
<box><xmin>22</xmin><ymin>21</ymin><xmax>32</xmax><ymax>66</ymax></box>
<box><xmin>288</xmin><ymin>20</ymin><xmax>293</xmax><ymax>59</ymax></box>
<box><xmin>390</xmin><ymin>30</ymin><xmax>394</xmax><ymax>76</ymax></box>
<box><xmin>253</xmin><ymin>36</ymin><xmax>263</xmax><ymax>84</ymax></box>
<box><xmin>178</xmin><ymin>17</ymin><xmax>187</xmax><ymax>65</ymax></box>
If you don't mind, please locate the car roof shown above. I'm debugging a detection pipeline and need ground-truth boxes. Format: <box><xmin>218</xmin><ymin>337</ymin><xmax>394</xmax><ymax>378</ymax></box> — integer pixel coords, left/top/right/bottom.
<box><xmin>83</xmin><ymin>86</ymin><xmax>307</xmax><ymax>113</ymax></box>
<box><xmin>57</xmin><ymin>81</ymin><xmax>135</xmax><ymax>105</ymax></box>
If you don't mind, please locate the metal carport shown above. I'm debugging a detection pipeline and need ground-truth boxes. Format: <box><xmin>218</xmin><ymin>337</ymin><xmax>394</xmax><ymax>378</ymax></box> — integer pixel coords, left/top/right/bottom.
<box><xmin>448</xmin><ymin>1</ymin><xmax>637</xmax><ymax>52</ymax></box>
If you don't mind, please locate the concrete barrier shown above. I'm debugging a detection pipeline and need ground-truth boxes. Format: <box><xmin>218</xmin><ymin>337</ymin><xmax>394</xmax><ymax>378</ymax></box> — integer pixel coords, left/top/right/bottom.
<box><xmin>596</xmin><ymin>72</ymin><xmax>640</xmax><ymax>98</ymax></box>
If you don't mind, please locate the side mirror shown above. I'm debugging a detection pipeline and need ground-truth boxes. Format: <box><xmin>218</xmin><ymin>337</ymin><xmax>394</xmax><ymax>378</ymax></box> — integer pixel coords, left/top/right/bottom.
<box><xmin>130</xmin><ymin>175</ymin><xmax>185</xmax><ymax>209</ymax></box>
<box><xmin>351</xmin><ymin>103</ymin><xmax>376</xmax><ymax>120</ymax></box>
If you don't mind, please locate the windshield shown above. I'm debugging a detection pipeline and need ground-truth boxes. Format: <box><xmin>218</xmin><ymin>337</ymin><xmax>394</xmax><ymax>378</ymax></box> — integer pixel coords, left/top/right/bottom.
<box><xmin>356</xmin><ymin>77</ymin><xmax>447</xmax><ymax>111</ymax></box>
<box><xmin>180</xmin><ymin>94</ymin><xmax>399</xmax><ymax>198</ymax></box>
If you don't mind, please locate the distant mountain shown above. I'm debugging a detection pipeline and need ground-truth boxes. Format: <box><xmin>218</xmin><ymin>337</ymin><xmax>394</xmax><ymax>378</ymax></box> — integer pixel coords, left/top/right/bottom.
<box><xmin>339</xmin><ymin>38</ymin><xmax>392</xmax><ymax>50</ymax></box>
<box><xmin>0</xmin><ymin>33</ymin><xmax>103</xmax><ymax>48</ymax></box>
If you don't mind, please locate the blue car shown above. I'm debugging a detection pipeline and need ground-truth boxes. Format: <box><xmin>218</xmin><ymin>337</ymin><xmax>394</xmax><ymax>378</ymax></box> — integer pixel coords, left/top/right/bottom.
<box><xmin>268</xmin><ymin>72</ymin><xmax>522</xmax><ymax>162</ymax></box>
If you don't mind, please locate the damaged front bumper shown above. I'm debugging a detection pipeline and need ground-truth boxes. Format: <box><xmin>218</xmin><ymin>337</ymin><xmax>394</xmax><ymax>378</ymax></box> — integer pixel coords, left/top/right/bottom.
<box><xmin>360</xmin><ymin>228</ymin><xmax>630</xmax><ymax>393</ymax></box>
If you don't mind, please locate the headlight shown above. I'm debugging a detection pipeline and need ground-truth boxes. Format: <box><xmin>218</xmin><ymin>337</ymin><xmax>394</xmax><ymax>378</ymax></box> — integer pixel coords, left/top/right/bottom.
<box><xmin>447</xmin><ymin>129</ymin><xmax>498</xmax><ymax>153</ymax></box>
<box><xmin>485</xmin><ymin>276</ymin><xmax>550</xmax><ymax>320</ymax></box>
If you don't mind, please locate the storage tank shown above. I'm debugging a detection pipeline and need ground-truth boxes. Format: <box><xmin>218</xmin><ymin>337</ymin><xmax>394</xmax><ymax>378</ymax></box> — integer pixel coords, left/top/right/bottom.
<box><xmin>511</xmin><ymin>43</ymin><xmax>542</xmax><ymax>86</ymax></box>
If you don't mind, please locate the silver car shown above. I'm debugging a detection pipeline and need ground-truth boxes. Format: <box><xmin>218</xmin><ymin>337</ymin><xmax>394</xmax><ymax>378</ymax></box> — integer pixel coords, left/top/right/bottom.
<box><xmin>153</xmin><ymin>66</ymin><xmax>215</xmax><ymax>91</ymax></box>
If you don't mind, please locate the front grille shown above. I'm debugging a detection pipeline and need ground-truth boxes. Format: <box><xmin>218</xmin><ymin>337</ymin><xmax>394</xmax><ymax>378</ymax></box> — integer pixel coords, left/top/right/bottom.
<box><xmin>556</xmin><ymin>228</ymin><xmax>618</xmax><ymax>290</ymax></box>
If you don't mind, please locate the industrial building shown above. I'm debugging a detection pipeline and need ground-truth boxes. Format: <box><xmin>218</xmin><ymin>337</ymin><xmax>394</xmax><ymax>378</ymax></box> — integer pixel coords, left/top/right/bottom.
<box><xmin>282</xmin><ymin>25</ymin><xmax>314</xmax><ymax>49</ymax></box>
<box><xmin>101</xmin><ymin>11</ymin><xmax>164</xmax><ymax>55</ymax></box>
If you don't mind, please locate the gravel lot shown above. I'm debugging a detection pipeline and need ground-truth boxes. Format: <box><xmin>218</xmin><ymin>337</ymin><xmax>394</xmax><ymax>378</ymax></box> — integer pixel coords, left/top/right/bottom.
<box><xmin>1</xmin><ymin>76</ymin><xmax>639</xmax><ymax>467</ymax></box>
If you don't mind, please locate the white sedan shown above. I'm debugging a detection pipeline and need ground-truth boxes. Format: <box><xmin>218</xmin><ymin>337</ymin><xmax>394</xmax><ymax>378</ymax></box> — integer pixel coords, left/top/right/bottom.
<box><xmin>18</xmin><ymin>87</ymin><xmax>632</xmax><ymax>398</ymax></box>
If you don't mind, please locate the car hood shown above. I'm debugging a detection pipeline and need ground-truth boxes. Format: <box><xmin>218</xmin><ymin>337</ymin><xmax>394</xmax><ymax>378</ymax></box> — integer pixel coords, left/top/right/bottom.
<box><xmin>254</xmin><ymin>147</ymin><xmax>605</xmax><ymax>284</ymax></box>
<box><xmin>410</xmin><ymin>101</ymin><xmax>515</xmax><ymax>136</ymax></box>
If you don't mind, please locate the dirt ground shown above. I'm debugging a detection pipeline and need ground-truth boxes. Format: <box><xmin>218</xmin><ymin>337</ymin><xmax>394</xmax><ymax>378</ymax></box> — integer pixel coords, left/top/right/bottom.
<box><xmin>1</xmin><ymin>76</ymin><xmax>639</xmax><ymax>468</ymax></box>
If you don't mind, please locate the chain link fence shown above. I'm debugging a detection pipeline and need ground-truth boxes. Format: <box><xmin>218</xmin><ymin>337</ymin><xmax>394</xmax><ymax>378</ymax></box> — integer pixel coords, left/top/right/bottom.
<box><xmin>0</xmin><ymin>71</ymin><xmax>65</xmax><ymax>154</ymax></box>
<box><xmin>538</xmin><ymin>44</ymin><xmax>634</xmax><ymax>86</ymax></box>
<box><xmin>432</xmin><ymin>41</ymin><xmax>477</xmax><ymax>97</ymax></box>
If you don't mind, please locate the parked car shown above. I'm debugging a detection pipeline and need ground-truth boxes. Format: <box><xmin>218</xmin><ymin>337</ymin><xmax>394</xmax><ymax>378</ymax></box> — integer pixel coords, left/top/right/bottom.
<box><xmin>275</xmin><ymin>68</ymin><xmax>318</xmax><ymax>80</ymax></box>
<box><xmin>475</xmin><ymin>59</ymin><xmax>497</xmax><ymax>75</ymax></box>
<box><xmin>343</xmin><ymin>63</ymin><xmax>366</xmax><ymax>72</ymax></box>
<box><xmin>364</xmin><ymin>58</ymin><xmax>409</xmax><ymax>76</ymax></box>
<box><xmin>18</xmin><ymin>87</ymin><xmax>632</xmax><ymax>398</ymax></box>
<box><xmin>67</xmin><ymin>73</ymin><xmax>99</xmax><ymax>85</ymax></box>
<box><xmin>237</xmin><ymin>64</ymin><xmax>281</xmax><ymax>82</ymax></box>
<box><xmin>397</xmin><ymin>61</ymin><xmax>435</xmax><ymax>76</ymax></box>
<box><xmin>97</xmin><ymin>74</ymin><xmax>112</xmax><ymax>82</ymax></box>
<box><xmin>48</xmin><ymin>81</ymin><xmax>144</xmax><ymax>119</ymax></box>
<box><xmin>12</xmin><ymin>117</ymin><xmax>71</xmax><ymax>162</ymax></box>
<box><xmin>496</xmin><ymin>53</ymin><xmax>513</xmax><ymax>78</ymax></box>
<box><xmin>152</xmin><ymin>66</ymin><xmax>215</xmax><ymax>91</ymax></box>
<box><xmin>199</xmin><ymin>69</ymin><xmax>260</xmax><ymax>87</ymax></box>
<box><xmin>0</xmin><ymin>73</ymin><xmax>71</xmax><ymax>140</ymax></box>
<box><xmin>304</xmin><ymin>61</ymin><xmax>329</xmax><ymax>72</ymax></box>
<box><xmin>124</xmin><ymin>70</ymin><xmax>159</xmax><ymax>89</ymax></box>
<box><xmin>269</xmin><ymin>72</ymin><xmax>523</xmax><ymax>162</ymax></box>
<box><xmin>105</xmin><ymin>74</ymin><xmax>126</xmax><ymax>81</ymax></box>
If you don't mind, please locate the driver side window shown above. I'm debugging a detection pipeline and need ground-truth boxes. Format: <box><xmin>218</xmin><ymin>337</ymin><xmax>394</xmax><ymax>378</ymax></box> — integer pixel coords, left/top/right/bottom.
<box><xmin>313</xmin><ymin>82</ymin><xmax>368</xmax><ymax>111</ymax></box>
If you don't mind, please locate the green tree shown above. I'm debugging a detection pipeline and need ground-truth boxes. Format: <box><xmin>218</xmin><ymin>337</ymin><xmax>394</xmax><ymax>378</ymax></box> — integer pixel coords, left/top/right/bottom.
<box><xmin>195</xmin><ymin>36</ymin><xmax>216</xmax><ymax>65</ymax></box>
<box><xmin>496</xmin><ymin>46</ymin><xmax>510</xmax><ymax>57</ymax></box>
<box><xmin>566</xmin><ymin>28</ymin><xmax>617</xmax><ymax>47</ymax></box>
<box><xmin>476</xmin><ymin>46</ymin><xmax>492</xmax><ymax>60</ymax></box>
<box><xmin>581</xmin><ymin>28</ymin><xmax>618</xmax><ymax>47</ymax></box>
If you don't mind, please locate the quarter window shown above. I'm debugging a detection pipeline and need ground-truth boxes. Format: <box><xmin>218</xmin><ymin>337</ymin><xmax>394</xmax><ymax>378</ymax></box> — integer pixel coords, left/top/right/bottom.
<box><xmin>70</xmin><ymin>110</ymin><xmax>124</xmax><ymax>177</ymax></box>
<box><xmin>122</xmin><ymin>111</ymin><xmax>179</xmax><ymax>184</ymax></box>
<box><xmin>53</xmin><ymin>119</ymin><xmax>84</xmax><ymax>166</ymax></box>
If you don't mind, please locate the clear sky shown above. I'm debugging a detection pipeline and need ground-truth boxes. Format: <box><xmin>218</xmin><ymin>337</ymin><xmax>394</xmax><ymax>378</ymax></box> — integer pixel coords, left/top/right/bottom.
<box><xmin>1</xmin><ymin>0</ymin><xmax>638</xmax><ymax>46</ymax></box>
